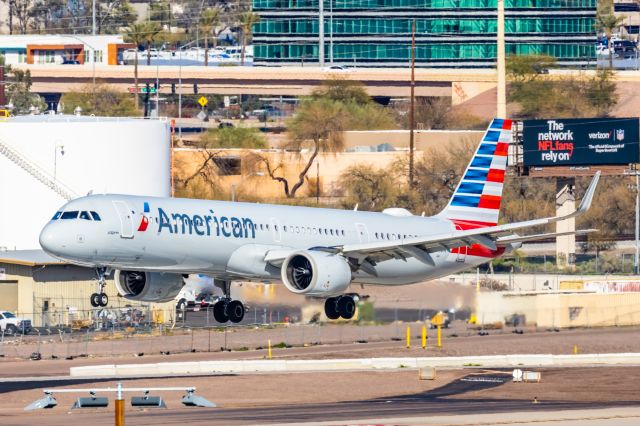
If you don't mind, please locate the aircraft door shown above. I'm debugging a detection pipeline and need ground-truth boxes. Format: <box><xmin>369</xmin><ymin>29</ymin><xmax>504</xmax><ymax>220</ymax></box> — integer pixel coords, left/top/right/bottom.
<box><xmin>113</xmin><ymin>200</ymin><xmax>135</xmax><ymax>239</ymax></box>
<box><xmin>270</xmin><ymin>217</ymin><xmax>281</xmax><ymax>242</ymax></box>
<box><xmin>355</xmin><ymin>223</ymin><xmax>370</xmax><ymax>243</ymax></box>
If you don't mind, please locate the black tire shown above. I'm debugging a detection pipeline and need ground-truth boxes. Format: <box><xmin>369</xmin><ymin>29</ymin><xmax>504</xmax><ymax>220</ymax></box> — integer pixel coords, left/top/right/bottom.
<box><xmin>337</xmin><ymin>296</ymin><xmax>356</xmax><ymax>320</ymax></box>
<box><xmin>5</xmin><ymin>324</ymin><xmax>17</xmax><ymax>336</ymax></box>
<box><xmin>90</xmin><ymin>293</ymin><xmax>101</xmax><ymax>308</ymax></box>
<box><xmin>227</xmin><ymin>300</ymin><xmax>245</xmax><ymax>323</ymax></box>
<box><xmin>177</xmin><ymin>298</ymin><xmax>187</xmax><ymax>311</ymax></box>
<box><xmin>324</xmin><ymin>298</ymin><xmax>340</xmax><ymax>320</ymax></box>
<box><xmin>99</xmin><ymin>293</ymin><xmax>109</xmax><ymax>307</ymax></box>
<box><xmin>213</xmin><ymin>301</ymin><xmax>229</xmax><ymax>323</ymax></box>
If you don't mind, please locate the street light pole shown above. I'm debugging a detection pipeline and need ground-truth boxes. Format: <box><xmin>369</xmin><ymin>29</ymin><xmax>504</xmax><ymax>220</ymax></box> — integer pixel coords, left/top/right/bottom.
<box><xmin>319</xmin><ymin>0</ymin><xmax>325</xmax><ymax>67</ymax></box>
<box><xmin>496</xmin><ymin>0</ymin><xmax>506</xmax><ymax>118</ymax></box>
<box><xmin>329</xmin><ymin>0</ymin><xmax>333</xmax><ymax>64</ymax></box>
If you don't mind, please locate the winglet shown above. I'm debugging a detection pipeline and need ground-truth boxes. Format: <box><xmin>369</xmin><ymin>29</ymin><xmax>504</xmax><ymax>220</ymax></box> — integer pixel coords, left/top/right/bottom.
<box><xmin>561</xmin><ymin>171</ymin><xmax>600</xmax><ymax>221</ymax></box>
<box><xmin>576</xmin><ymin>171</ymin><xmax>600</xmax><ymax>215</ymax></box>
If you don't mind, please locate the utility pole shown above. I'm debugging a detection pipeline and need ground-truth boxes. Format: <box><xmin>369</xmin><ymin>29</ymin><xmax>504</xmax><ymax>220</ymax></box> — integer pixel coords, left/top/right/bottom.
<box><xmin>496</xmin><ymin>0</ymin><xmax>506</xmax><ymax>118</ymax></box>
<box><xmin>329</xmin><ymin>0</ymin><xmax>333</xmax><ymax>64</ymax></box>
<box><xmin>409</xmin><ymin>19</ymin><xmax>416</xmax><ymax>187</ymax></box>
<box><xmin>92</xmin><ymin>0</ymin><xmax>96</xmax><ymax>36</ymax></box>
<box><xmin>319</xmin><ymin>0</ymin><xmax>325</xmax><ymax>67</ymax></box>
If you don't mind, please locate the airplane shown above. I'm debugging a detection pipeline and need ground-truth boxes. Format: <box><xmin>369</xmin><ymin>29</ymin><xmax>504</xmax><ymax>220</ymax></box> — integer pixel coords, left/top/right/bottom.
<box><xmin>39</xmin><ymin>118</ymin><xmax>600</xmax><ymax>323</ymax></box>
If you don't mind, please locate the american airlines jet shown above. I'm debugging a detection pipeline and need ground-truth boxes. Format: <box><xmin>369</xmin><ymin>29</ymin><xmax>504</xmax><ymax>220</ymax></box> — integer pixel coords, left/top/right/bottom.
<box><xmin>39</xmin><ymin>119</ymin><xmax>599</xmax><ymax>323</ymax></box>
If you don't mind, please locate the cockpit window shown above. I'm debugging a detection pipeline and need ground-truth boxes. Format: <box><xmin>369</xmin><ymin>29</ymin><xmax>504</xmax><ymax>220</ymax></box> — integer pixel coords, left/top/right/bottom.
<box><xmin>60</xmin><ymin>211</ymin><xmax>79</xmax><ymax>220</ymax></box>
<box><xmin>52</xmin><ymin>212</ymin><xmax>62</xmax><ymax>220</ymax></box>
<box><xmin>79</xmin><ymin>211</ymin><xmax>91</xmax><ymax>220</ymax></box>
<box><xmin>90</xmin><ymin>211</ymin><xmax>101</xmax><ymax>221</ymax></box>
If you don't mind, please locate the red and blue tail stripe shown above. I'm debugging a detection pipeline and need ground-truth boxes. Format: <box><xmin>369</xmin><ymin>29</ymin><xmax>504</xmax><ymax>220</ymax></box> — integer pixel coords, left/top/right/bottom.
<box><xmin>438</xmin><ymin>118</ymin><xmax>513</xmax><ymax>227</ymax></box>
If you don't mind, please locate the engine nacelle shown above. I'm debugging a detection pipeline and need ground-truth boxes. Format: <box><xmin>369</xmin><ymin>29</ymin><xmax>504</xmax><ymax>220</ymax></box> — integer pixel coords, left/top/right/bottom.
<box><xmin>114</xmin><ymin>270</ymin><xmax>185</xmax><ymax>302</ymax></box>
<box><xmin>281</xmin><ymin>251</ymin><xmax>352</xmax><ymax>297</ymax></box>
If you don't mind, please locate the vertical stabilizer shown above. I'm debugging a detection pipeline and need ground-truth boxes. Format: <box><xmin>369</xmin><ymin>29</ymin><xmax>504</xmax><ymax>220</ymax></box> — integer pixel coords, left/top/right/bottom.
<box><xmin>438</xmin><ymin>118</ymin><xmax>513</xmax><ymax>229</ymax></box>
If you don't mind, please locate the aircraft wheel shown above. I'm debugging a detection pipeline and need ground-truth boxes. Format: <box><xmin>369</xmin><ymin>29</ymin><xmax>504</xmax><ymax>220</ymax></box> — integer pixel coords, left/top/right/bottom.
<box><xmin>213</xmin><ymin>301</ymin><xmax>229</xmax><ymax>323</ymax></box>
<box><xmin>227</xmin><ymin>300</ymin><xmax>245</xmax><ymax>324</ymax></box>
<box><xmin>90</xmin><ymin>293</ymin><xmax>101</xmax><ymax>308</ymax></box>
<box><xmin>324</xmin><ymin>297</ymin><xmax>340</xmax><ymax>320</ymax></box>
<box><xmin>99</xmin><ymin>293</ymin><xmax>109</xmax><ymax>307</ymax></box>
<box><xmin>337</xmin><ymin>296</ymin><xmax>356</xmax><ymax>320</ymax></box>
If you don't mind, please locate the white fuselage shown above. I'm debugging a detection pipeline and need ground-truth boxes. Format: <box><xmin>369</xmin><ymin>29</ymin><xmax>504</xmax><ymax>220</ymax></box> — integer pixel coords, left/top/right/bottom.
<box><xmin>39</xmin><ymin>194</ymin><xmax>502</xmax><ymax>285</ymax></box>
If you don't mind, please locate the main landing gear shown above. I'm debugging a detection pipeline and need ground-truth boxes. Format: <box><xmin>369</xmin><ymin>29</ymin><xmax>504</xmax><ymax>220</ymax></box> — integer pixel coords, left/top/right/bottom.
<box><xmin>212</xmin><ymin>280</ymin><xmax>245</xmax><ymax>324</ymax></box>
<box><xmin>324</xmin><ymin>295</ymin><xmax>357</xmax><ymax>320</ymax></box>
<box><xmin>90</xmin><ymin>267</ymin><xmax>109</xmax><ymax>308</ymax></box>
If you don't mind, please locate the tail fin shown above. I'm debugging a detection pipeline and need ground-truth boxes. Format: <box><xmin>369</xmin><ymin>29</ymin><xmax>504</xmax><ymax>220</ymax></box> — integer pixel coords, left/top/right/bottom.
<box><xmin>438</xmin><ymin>118</ymin><xmax>513</xmax><ymax>229</ymax></box>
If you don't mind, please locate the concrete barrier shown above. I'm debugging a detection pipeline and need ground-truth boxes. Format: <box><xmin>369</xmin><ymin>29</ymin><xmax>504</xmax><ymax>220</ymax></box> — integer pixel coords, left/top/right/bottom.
<box><xmin>69</xmin><ymin>353</ymin><xmax>640</xmax><ymax>378</ymax></box>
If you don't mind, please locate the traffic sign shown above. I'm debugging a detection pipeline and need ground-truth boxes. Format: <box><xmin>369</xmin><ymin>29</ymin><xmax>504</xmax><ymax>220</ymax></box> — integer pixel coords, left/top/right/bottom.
<box><xmin>128</xmin><ymin>87</ymin><xmax>156</xmax><ymax>94</ymax></box>
<box><xmin>198</xmin><ymin>96</ymin><xmax>208</xmax><ymax>107</ymax></box>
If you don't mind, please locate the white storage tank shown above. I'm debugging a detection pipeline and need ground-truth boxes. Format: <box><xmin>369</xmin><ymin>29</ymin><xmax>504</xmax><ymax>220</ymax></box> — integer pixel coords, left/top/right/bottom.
<box><xmin>0</xmin><ymin>116</ymin><xmax>170</xmax><ymax>250</ymax></box>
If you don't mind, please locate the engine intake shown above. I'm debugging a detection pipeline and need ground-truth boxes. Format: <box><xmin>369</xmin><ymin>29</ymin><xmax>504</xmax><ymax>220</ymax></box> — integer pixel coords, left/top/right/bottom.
<box><xmin>281</xmin><ymin>251</ymin><xmax>352</xmax><ymax>296</ymax></box>
<box><xmin>114</xmin><ymin>270</ymin><xmax>185</xmax><ymax>302</ymax></box>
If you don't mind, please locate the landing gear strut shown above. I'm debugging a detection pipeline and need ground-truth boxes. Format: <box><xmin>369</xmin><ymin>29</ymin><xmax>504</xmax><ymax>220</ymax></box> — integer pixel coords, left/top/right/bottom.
<box><xmin>90</xmin><ymin>267</ymin><xmax>109</xmax><ymax>308</ymax></box>
<box><xmin>325</xmin><ymin>295</ymin><xmax>356</xmax><ymax>320</ymax></box>
<box><xmin>212</xmin><ymin>280</ymin><xmax>246</xmax><ymax>324</ymax></box>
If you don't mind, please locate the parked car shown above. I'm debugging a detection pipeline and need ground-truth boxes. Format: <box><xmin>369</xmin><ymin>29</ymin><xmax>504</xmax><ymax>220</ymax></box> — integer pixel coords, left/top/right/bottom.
<box><xmin>62</xmin><ymin>59</ymin><xmax>80</xmax><ymax>65</ymax></box>
<box><xmin>0</xmin><ymin>311</ymin><xmax>32</xmax><ymax>335</ymax></box>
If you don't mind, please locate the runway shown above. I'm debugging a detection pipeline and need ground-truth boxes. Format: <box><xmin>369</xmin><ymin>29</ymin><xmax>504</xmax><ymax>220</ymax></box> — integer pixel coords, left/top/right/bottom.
<box><xmin>4</xmin><ymin>371</ymin><xmax>640</xmax><ymax>425</ymax></box>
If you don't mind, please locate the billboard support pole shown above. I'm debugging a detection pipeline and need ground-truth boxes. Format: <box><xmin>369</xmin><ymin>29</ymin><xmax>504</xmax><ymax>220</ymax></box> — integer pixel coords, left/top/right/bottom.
<box><xmin>633</xmin><ymin>170</ymin><xmax>640</xmax><ymax>275</ymax></box>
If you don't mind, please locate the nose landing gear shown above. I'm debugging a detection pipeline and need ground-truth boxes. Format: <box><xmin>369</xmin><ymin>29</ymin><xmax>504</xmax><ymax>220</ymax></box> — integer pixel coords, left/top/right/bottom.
<box><xmin>212</xmin><ymin>280</ymin><xmax>246</xmax><ymax>324</ymax></box>
<box><xmin>324</xmin><ymin>295</ymin><xmax>356</xmax><ymax>320</ymax></box>
<box><xmin>90</xmin><ymin>267</ymin><xmax>109</xmax><ymax>308</ymax></box>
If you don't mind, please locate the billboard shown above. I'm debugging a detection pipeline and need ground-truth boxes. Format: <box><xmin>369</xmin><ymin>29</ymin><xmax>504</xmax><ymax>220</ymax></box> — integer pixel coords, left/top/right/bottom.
<box><xmin>522</xmin><ymin>118</ymin><xmax>639</xmax><ymax>166</ymax></box>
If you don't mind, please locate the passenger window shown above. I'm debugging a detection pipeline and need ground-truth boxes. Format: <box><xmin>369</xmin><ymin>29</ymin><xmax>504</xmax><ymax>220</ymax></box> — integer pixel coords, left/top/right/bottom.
<box><xmin>79</xmin><ymin>211</ymin><xmax>91</xmax><ymax>220</ymax></box>
<box><xmin>330</xmin><ymin>229</ymin><xmax>334</xmax><ymax>236</ymax></box>
<box><xmin>341</xmin><ymin>230</ymin><xmax>345</xmax><ymax>236</ymax></box>
<box><xmin>295</xmin><ymin>226</ymin><xmax>300</xmax><ymax>233</ymax></box>
<box><xmin>52</xmin><ymin>211</ymin><xmax>62</xmax><ymax>220</ymax></box>
<box><xmin>284</xmin><ymin>225</ymin><xmax>287</xmax><ymax>232</ymax></box>
<box><xmin>61</xmin><ymin>211</ymin><xmax>79</xmax><ymax>220</ymax></box>
<box><xmin>90</xmin><ymin>211</ymin><xmax>101</xmax><ymax>221</ymax></box>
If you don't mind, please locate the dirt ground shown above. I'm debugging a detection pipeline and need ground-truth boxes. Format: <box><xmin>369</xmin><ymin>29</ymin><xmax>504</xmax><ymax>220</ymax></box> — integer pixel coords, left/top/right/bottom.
<box><xmin>3</xmin><ymin>322</ymin><xmax>640</xmax><ymax>366</ymax></box>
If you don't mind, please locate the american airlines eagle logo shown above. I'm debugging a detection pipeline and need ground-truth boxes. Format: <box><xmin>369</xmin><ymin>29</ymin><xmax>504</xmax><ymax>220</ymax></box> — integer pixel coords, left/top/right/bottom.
<box><xmin>137</xmin><ymin>202</ymin><xmax>150</xmax><ymax>232</ymax></box>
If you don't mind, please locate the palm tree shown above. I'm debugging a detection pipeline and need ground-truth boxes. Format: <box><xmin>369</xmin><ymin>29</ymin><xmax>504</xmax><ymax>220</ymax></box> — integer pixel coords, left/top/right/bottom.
<box><xmin>142</xmin><ymin>21</ymin><xmax>162</xmax><ymax>66</ymax></box>
<box><xmin>239</xmin><ymin>11</ymin><xmax>260</xmax><ymax>66</ymax></box>
<box><xmin>123</xmin><ymin>23</ymin><xmax>147</xmax><ymax>107</ymax></box>
<box><xmin>596</xmin><ymin>9</ymin><xmax>626</xmax><ymax>69</ymax></box>
<box><xmin>200</xmin><ymin>8</ymin><xmax>221</xmax><ymax>66</ymax></box>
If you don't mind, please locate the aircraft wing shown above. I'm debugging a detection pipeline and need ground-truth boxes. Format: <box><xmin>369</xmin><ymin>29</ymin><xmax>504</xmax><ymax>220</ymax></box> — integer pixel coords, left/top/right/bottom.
<box><xmin>337</xmin><ymin>172</ymin><xmax>600</xmax><ymax>267</ymax></box>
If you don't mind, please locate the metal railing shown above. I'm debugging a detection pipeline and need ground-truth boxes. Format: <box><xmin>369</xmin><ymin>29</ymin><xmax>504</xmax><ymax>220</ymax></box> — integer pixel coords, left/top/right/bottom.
<box><xmin>0</xmin><ymin>137</ymin><xmax>78</xmax><ymax>201</ymax></box>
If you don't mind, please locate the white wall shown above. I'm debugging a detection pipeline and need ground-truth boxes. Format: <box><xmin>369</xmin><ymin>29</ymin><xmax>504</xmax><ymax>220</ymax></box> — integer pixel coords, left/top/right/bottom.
<box><xmin>0</xmin><ymin>116</ymin><xmax>170</xmax><ymax>249</ymax></box>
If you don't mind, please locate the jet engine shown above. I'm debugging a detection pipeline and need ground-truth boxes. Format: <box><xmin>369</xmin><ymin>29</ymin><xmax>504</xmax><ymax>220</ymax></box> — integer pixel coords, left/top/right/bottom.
<box><xmin>281</xmin><ymin>251</ymin><xmax>352</xmax><ymax>297</ymax></box>
<box><xmin>114</xmin><ymin>270</ymin><xmax>185</xmax><ymax>302</ymax></box>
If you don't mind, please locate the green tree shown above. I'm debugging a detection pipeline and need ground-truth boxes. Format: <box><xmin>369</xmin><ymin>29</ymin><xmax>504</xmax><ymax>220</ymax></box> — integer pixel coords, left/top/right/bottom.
<box><xmin>149</xmin><ymin>0</ymin><xmax>172</xmax><ymax>27</ymax></box>
<box><xmin>123</xmin><ymin>23</ymin><xmax>146</xmax><ymax>107</ymax></box>
<box><xmin>59</xmin><ymin>83</ymin><xmax>140</xmax><ymax>116</ymax></box>
<box><xmin>311</xmin><ymin>78</ymin><xmax>371</xmax><ymax>105</ymax></box>
<box><xmin>198</xmin><ymin>127</ymin><xmax>267</xmax><ymax>149</ymax></box>
<box><xmin>239</xmin><ymin>11</ymin><xmax>260</xmax><ymax>65</ymax></box>
<box><xmin>142</xmin><ymin>21</ymin><xmax>162</xmax><ymax>66</ymax></box>
<box><xmin>596</xmin><ymin>2</ymin><xmax>625</xmax><ymax>69</ymax></box>
<box><xmin>98</xmin><ymin>1</ymin><xmax>137</xmax><ymax>34</ymax></box>
<box><xmin>507</xmin><ymin>55</ymin><xmax>618</xmax><ymax>119</ymax></box>
<box><xmin>200</xmin><ymin>8</ymin><xmax>221</xmax><ymax>67</ymax></box>
<box><xmin>2</xmin><ymin>61</ymin><xmax>46</xmax><ymax>114</ymax></box>
<box><xmin>339</xmin><ymin>164</ymin><xmax>397</xmax><ymax>211</ymax></box>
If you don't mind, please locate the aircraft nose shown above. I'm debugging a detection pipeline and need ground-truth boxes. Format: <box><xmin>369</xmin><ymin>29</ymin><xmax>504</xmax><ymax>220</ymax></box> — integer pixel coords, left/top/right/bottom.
<box><xmin>39</xmin><ymin>222</ymin><xmax>68</xmax><ymax>256</ymax></box>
